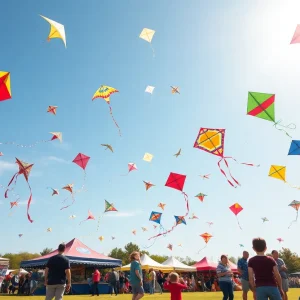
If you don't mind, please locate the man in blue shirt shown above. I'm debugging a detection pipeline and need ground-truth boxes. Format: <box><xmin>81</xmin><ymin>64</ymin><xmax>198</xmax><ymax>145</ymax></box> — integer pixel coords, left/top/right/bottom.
<box><xmin>272</xmin><ymin>250</ymin><xmax>288</xmax><ymax>300</ymax></box>
<box><xmin>237</xmin><ymin>251</ymin><xmax>252</xmax><ymax>300</ymax></box>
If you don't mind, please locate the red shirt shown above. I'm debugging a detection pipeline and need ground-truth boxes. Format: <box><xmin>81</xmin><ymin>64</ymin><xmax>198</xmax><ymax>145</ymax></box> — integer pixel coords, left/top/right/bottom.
<box><xmin>248</xmin><ymin>256</ymin><xmax>277</xmax><ymax>287</ymax></box>
<box><xmin>163</xmin><ymin>281</ymin><xmax>187</xmax><ymax>300</ymax></box>
<box><xmin>93</xmin><ymin>270</ymin><xmax>101</xmax><ymax>282</ymax></box>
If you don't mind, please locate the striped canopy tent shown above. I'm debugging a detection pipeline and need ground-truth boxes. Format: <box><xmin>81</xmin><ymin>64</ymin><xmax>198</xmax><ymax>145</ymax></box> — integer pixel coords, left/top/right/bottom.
<box><xmin>121</xmin><ymin>254</ymin><xmax>172</xmax><ymax>272</ymax></box>
<box><xmin>162</xmin><ymin>256</ymin><xmax>196</xmax><ymax>272</ymax></box>
<box><xmin>20</xmin><ymin>238</ymin><xmax>121</xmax><ymax>268</ymax></box>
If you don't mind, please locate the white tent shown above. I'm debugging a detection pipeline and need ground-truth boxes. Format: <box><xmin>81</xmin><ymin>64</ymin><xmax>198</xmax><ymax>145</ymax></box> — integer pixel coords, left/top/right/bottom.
<box><xmin>121</xmin><ymin>254</ymin><xmax>172</xmax><ymax>271</ymax></box>
<box><xmin>0</xmin><ymin>257</ymin><xmax>9</xmax><ymax>267</ymax></box>
<box><xmin>162</xmin><ymin>256</ymin><xmax>196</xmax><ymax>272</ymax></box>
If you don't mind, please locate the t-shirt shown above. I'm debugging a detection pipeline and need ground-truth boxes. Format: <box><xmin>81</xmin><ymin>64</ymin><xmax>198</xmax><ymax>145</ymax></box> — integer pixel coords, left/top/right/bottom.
<box><xmin>149</xmin><ymin>271</ymin><xmax>156</xmax><ymax>281</ymax></box>
<box><xmin>248</xmin><ymin>256</ymin><xmax>277</xmax><ymax>287</ymax></box>
<box><xmin>237</xmin><ymin>258</ymin><xmax>249</xmax><ymax>281</ymax></box>
<box><xmin>275</xmin><ymin>258</ymin><xmax>288</xmax><ymax>279</ymax></box>
<box><xmin>31</xmin><ymin>271</ymin><xmax>38</xmax><ymax>281</ymax></box>
<box><xmin>130</xmin><ymin>260</ymin><xmax>142</xmax><ymax>286</ymax></box>
<box><xmin>163</xmin><ymin>281</ymin><xmax>187</xmax><ymax>300</ymax></box>
<box><xmin>216</xmin><ymin>263</ymin><xmax>232</xmax><ymax>282</ymax></box>
<box><xmin>93</xmin><ymin>270</ymin><xmax>100</xmax><ymax>282</ymax></box>
<box><xmin>46</xmin><ymin>254</ymin><xmax>70</xmax><ymax>285</ymax></box>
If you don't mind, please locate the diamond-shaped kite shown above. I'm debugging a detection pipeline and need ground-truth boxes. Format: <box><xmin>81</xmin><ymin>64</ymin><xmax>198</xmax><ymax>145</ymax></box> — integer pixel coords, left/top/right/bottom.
<box><xmin>0</xmin><ymin>71</ymin><xmax>11</xmax><ymax>101</ymax></box>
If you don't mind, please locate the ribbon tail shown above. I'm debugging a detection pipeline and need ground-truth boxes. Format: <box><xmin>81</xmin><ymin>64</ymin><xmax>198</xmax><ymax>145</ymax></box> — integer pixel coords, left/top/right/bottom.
<box><xmin>27</xmin><ymin>193</ymin><xmax>33</xmax><ymax>223</ymax></box>
<box><xmin>223</xmin><ymin>158</ymin><xmax>241</xmax><ymax>187</ymax></box>
<box><xmin>182</xmin><ymin>192</ymin><xmax>189</xmax><ymax>217</ymax></box>
<box><xmin>108</xmin><ymin>104</ymin><xmax>121</xmax><ymax>136</ymax></box>
<box><xmin>217</xmin><ymin>158</ymin><xmax>238</xmax><ymax>187</ymax></box>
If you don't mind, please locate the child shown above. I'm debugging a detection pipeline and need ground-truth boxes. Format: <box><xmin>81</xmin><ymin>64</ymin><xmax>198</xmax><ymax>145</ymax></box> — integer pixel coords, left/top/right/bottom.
<box><xmin>248</xmin><ymin>237</ymin><xmax>283</xmax><ymax>300</ymax></box>
<box><xmin>163</xmin><ymin>272</ymin><xmax>187</xmax><ymax>300</ymax></box>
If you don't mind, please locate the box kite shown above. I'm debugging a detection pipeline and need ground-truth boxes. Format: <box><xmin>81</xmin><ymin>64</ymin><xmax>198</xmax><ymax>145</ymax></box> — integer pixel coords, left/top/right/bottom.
<box><xmin>4</xmin><ymin>158</ymin><xmax>34</xmax><ymax>223</ymax></box>
<box><xmin>247</xmin><ymin>92</ymin><xmax>295</xmax><ymax>137</ymax></box>
<box><xmin>288</xmin><ymin>200</ymin><xmax>300</xmax><ymax>229</ymax></box>
<box><xmin>92</xmin><ymin>85</ymin><xmax>121</xmax><ymax>136</ymax></box>
<box><xmin>0</xmin><ymin>71</ymin><xmax>11</xmax><ymax>101</ymax></box>
<box><xmin>194</xmin><ymin>128</ymin><xmax>257</xmax><ymax>187</ymax></box>
<box><xmin>40</xmin><ymin>15</ymin><xmax>66</xmax><ymax>48</ymax></box>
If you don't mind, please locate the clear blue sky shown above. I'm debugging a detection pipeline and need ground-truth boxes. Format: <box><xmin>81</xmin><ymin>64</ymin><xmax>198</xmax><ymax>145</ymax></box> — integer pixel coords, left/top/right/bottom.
<box><xmin>1</xmin><ymin>0</ymin><xmax>300</xmax><ymax>263</ymax></box>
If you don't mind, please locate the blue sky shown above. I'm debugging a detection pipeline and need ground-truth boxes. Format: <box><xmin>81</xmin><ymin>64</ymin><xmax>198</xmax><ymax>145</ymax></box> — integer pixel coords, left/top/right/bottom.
<box><xmin>1</xmin><ymin>0</ymin><xmax>300</xmax><ymax>263</ymax></box>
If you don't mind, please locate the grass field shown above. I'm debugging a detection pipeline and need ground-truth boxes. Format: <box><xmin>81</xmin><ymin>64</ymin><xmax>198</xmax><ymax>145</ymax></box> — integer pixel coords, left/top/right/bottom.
<box><xmin>0</xmin><ymin>290</ymin><xmax>299</xmax><ymax>300</ymax></box>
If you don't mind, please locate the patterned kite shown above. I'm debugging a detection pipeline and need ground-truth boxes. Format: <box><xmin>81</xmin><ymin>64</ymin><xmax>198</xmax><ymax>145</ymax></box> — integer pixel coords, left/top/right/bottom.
<box><xmin>198</xmin><ymin>232</ymin><xmax>213</xmax><ymax>253</ymax></box>
<box><xmin>92</xmin><ymin>85</ymin><xmax>121</xmax><ymax>136</ymax></box>
<box><xmin>288</xmin><ymin>140</ymin><xmax>300</xmax><ymax>155</ymax></box>
<box><xmin>149</xmin><ymin>211</ymin><xmax>162</xmax><ymax>224</ymax></box>
<box><xmin>101</xmin><ymin>144</ymin><xmax>113</xmax><ymax>153</ymax></box>
<box><xmin>194</xmin><ymin>128</ymin><xmax>257</xmax><ymax>187</ymax></box>
<box><xmin>145</xmin><ymin>86</ymin><xmax>155</xmax><ymax>94</ymax></box>
<box><xmin>139</xmin><ymin>28</ymin><xmax>155</xmax><ymax>56</ymax></box>
<box><xmin>104</xmin><ymin>200</ymin><xmax>117</xmax><ymax>212</ymax></box>
<box><xmin>229</xmin><ymin>203</ymin><xmax>243</xmax><ymax>229</ymax></box>
<box><xmin>143</xmin><ymin>153</ymin><xmax>153</xmax><ymax>162</ymax></box>
<box><xmin>167</xmin><ymin>244</ymin><xmax>173</xmax><ymax>251</ymax></box>
<box><xmin>40</xmin><ymin>15</ymin><xmax>66</xmax><ymax>47</ymax></box>
<box><xmin>80</xmin><ymin>210</ymin><xmax>95</xmax><ymax>225</ymax></box>
<box><xmin>158</xmin><ymin>203</ymin><xmax>166</xmax><ymax>210</ymax></box>
<box><xmin>143</xmin><ymin>181</ymin><xmax>155</xmax><ymax>191</ymax></box>
<box><xmin>175</xmin><ymin>216</ymin><xmax>186</xmax><ymax>225</ymax></box>
<box><xmin>174</xmin><ymin>148</ymin><xmax>182</xmax><ymax>157</ymax></box>
<box><xmin>47</xmin><ymin>106</ymin><xmax>57</xmax><ymax>115</ymax></box>
<box><xmin>247</xmin><ymin>92</ymin><xmax>295</xmax><ymax>137</ymax></box>
<box><xmin>195</xmin><ymin>193</ymin><xmax>206</xmax><ymax>202</ymax></box>
<box><xmin>171</xmin><ymin>86</ymin><xmax>180</xmax><ymax>94</ymax></box>
<box><xmin>290</xmin><ymin>25</ymin><xmax>300</xmax><ymax>44</ymax></box>
<box><xmin>288</xmin><ymin>200</ymin><xmax>300</xmax><ymax>229</ymax></box>
<box><xmin>4</xmin><ymin>158</ymin><xmax>34</xmax><ymax>223</ymax></box>
<box><xmin>0</xmin><ymin>71</ymin><xmax>11</xmax><ymax>101</ymax></box>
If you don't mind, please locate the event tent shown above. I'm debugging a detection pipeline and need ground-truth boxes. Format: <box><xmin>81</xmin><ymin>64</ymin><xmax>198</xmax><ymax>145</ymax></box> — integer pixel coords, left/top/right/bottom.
<box><xmin>20</xmin><ymin>238</ymin><xmax>121</xmax><ymax>268</ymax></box>
<box><xmin>162</xmin><ymin>256</ymin><xmax>196</xmax><ymax>272</ymax></box>
<box><xmin>121</xmin><ymin>254</ymin><xmax>172</xmax><ymax>271</ymax></box>
<box><xmin>228</xmin><ymin>260</ymin><xmax>238</xmax><ymax>273</ymax></box>
<box><xmin>0</xmin><ymin>257</ymin><xmax>9</xmax><ymax>267</ymax></box>
<box><xmin>193</xmin><ymin>257</ymin><xmax>217</xmax><ymax>271</ymax></box>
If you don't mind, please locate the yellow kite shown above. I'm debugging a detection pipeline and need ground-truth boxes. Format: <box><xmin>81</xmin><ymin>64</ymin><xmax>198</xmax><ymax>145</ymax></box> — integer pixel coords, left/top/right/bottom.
<box><xmin>40</xmin><ymin>15</ymin><xmax>67</xmax><ymax>48</ymax></box>
<box><xmin>268</xmin><ymin>165</ymin><xmax>300</xmax><ymax>189</ymax></box>
<box><xmin>143</xmin><ymin>153</ymin><xmax>153</xmax><ymax>162</ymax></box>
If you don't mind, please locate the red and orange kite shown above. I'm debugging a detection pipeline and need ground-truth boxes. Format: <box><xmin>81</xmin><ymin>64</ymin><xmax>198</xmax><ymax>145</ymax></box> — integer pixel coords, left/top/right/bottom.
<box><xmin>0</xmin><ymin>71</ymin><xmax>11</xmax><ymax>101</ymax></box>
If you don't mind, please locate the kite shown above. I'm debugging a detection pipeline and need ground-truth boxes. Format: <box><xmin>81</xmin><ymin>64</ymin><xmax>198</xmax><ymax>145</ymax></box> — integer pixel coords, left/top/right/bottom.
<box><xmin>239</xmin><ymin>244</ymin><xmax>244</xmax><ymax>247</ymax></box>
<box><xmin>60</xmin><ymin>184</ymin><xmax>75</xmax><ymax>210</ymax></box>
<box><xmin>175</xmin><ymin>216</ymin><xmax>186</xmax><ymax>225</ymax></box>
<box><xmin>143</xmin><ymin>181</ymin><xmax>155</xmax><ymax>191</ymax></box>
<box><xmin>158</xmin><ymin>203</ymin><xmax>166</xmax><ymax>210</ymax></box>
<box><xmin>139</xmin><ymin>28</ymin><xmax>155</xmax><ymax>56</ymax></box>
<box><xmin>112</xmin><ymin>236</ymin><xmax>115</xmax><ymax>240</ymax></box>
<box><xmin>99</xmin><ymin>236</ymin><xmax>104</xmax><ymax>242</ymax></box>
<box><xmin>80</xmin><ymin>210</ymin><xmax>95</xmax><ymax>225</ymax></box>
<box><xmin>145</xmin><ymin>86</ymin><xmax>155</xmax><ymax>94</ymax></box>
<box><xmin>73</xmin><ymin>153</ymin><xmax>90</xmax><ymax>171</ymax></box>
<box><xmin>47</xmin><ymin>228</ymin><xmax>52</xmax><ymax>232</ymax></box>
<box><xmin>4</xmin><ymin>158</ymin><xmax>34</xmax><ymax>223</ymax></box>
<box><xmin>194</xmin><ymin>128</ymin><xmax>257</xmax><ymax>187</ymax></box>
<box><xmin>171</xmin><ymin>86</ymin><xmax>180</xmax><ymax>94</ymax></box>
<box><xmin>69</xmin><ymin>215</ymin><xmax>76</xmax><ymax>219</ymax></box>
<box><xmin>178</xmin><ymin>244</ymin><xmax>182</xmax><ymax>247</ymax></box>
<box><xmin>198</xmin><ymin>232</ymin><xmax>213</xmax><ymax>253</ymax></box>
<box><xmin>92</xmin><ymin>85</ymin><xmax>121</xmax><ymax>136</ymax></box>
<box><xmin>262</xmin><ymin>217</ymin><xmax>269</xmax><ymax>223</ymax></box>
<box><xmin>153</xmin><ymin>225</ymin><xmax>157</xmax><ymax>229</ymax></box>
<box><xmin>206</xmin><ymin>222</ymin><xmax>213</xmax><ymax>227</ymax></box>
<box><xmin>143</xmin><ymin>153</ymin><xmax>153</xmax><ymax>162</ymax></box>
<box><xmin>10</xmin><ymin>201</ymin><xmax>18</xmax><ymax>209</ymax></box>
<box><xmin>101</xmin><ymin>144</ymin><xmax>113</xmax><ymax>153</ymax></box>
<box><xmin>199</xmin><ymin>174</ymin><xmax>210</xmax><ymax>180</ymax></box>
<box><xmin>0</xmin><ymin>152</ymin><xmax>3</xmax><ymax>156</ymax></box>
<box><xmin>104</xmin><ymin>200</ymin><xmax>117</xmax><ymax>212</ymax></box>
<box><xmin>49</xmin><ymin>188</ymin><xmax>59</xmax><ymax>196</ymax></box>
<box><xmin>195</xmin><ymin>193</ymin><xmax>207</xmax><ymax>202</ymax></box>
<box><xmin>122</xmin><ymin>163</ymin><xmax>137</xmax><ymax>175</ymax></box>
<box><xmin>229</xmin><ymin>203</ymin><xmax>243</xmax><ymax>229</ymax></box>
<box><xmin>40</xmin><ymin>15</ymin><xmax>66</xmax><ymax>47</ymax></box>
<box><xmin>0</xmin><ymin>71</ymin><xmax>11</xmax><ymax>101</ymax></box>
<box><xmin>132</xmin><ymin>230</ymin><xmax>136</xmax><ymax>235</ymax></box>
<box><xmin>268</xmin><ymin>165</ymin><xmax>299</xmax><ymax>189</ymax></box>
<box><xmin>149</xmin><ymin>211</ymin><xmax>162</xmax><ymax>224</ymax></box>
<box><xmin>142</xmin><ymin>227</ymin><xmax>148</xmax><ymax>232</ymax></box>
<box><xmin>174</xmin><ymin>148</ymin><xmax>182</xmax><ymax>157</ymax></box>
<box><xmin>277</xmin><ymin>238</ymin><xmax>284</xmax><ymax>243</ymax></box>
<box><xmin>288</xmin><ymin>140</ymin><xmax>300</xmax><ymax>155</ymax></box>
<box><xmin>167</xmin><ymin>244</ymin><xmax>173</xmax><ymax>251</ymax></box>
<box><xmin>18</xmin><ymin>234</ymin><xmax>23</xmax><ymax>238</ymax></box>
<box><xmin>47</xmin><ymin>106</ymin><xmax>57</xmax><ymax>115</ymax></box>
<box><xmin>290</xmin><ymin>25</ymin><xmax>300</xmax><ymax>44</ymax></box>
<box><xmin>189</xmin><ymin>213</ymin><xmax>198</xmax><ymax>219</ymax></box>
<box><xmin>288</xmin><ymin>200</ymin><xmax>300</xmax><ymax>229</ymax></box>
<box><xmin>247</xmin><ymin>92</ymin><xmax>295</xmax><ymax>137</ymax></box>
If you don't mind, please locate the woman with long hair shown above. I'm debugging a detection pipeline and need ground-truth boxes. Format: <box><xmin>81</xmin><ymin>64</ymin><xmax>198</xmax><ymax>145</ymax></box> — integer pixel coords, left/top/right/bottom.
<box><xmin>129</xmin><ymin>251</ymin><xmax>144</xmax><ymax>300</ymax></box>
<box><xmin>216</xmin><ymin>255</ymin><xmax>234</xmax><ymax>300</ymax></box>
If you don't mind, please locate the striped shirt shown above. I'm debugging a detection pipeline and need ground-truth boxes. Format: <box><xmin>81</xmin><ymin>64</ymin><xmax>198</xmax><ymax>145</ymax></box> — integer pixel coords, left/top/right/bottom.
<box><xmin>216</xmin><ymin>263</ymin><xmax>232</xmax><ymax>282</ymax></box>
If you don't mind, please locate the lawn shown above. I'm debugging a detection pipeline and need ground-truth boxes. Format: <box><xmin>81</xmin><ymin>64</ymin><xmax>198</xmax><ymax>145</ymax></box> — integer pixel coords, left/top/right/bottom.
<box><xmin>0</xmin><ymin>290</ymin><xmax>299</xmax><ymax>300</ymax></box>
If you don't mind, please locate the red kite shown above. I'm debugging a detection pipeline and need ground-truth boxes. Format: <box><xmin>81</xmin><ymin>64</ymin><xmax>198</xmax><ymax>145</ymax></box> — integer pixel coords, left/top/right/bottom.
<box><xmin>229</xmin><ymin>203</ymin><xmax>243</xmax><ymax>229</ymax></box>
<box><xmin>0</xmin><ymin>71</ymin><xmax>11</xmax><ymax>101</ymax></box>
<box><xmin>47</xmin><ymin>106</ymin><xmax>58</xmax><ymax>115</ymax></box>
<box><xmin>80</xmin><ymin>210</ymin><xmax>95</xmax><ymax>224</ymax></box>
<box><xmin>73</xmin><ymin>153</ymin><xmax>90</xmax><ymax>170</ymax></box>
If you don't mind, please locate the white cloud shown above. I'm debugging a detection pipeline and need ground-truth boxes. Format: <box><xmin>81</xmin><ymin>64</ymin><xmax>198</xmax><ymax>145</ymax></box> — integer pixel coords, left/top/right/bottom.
<box><xmin>104</xmin><ymin>210</ymin><xmax>143</xmax><ymax>218</ymax></box>
<box><xmin>0</xmin><ymin>160</ymin><xmax>17</xmax><ymax>175</ymax></box>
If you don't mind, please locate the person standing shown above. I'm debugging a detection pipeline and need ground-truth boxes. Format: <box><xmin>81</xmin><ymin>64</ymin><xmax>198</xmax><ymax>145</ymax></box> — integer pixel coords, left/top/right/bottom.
<box><xmin>248</xmin><ymin>238</ymin><xmax>283</xmax><ymax>300</ymax></box>
<box><xmin>30</xmin><ymin>269</ymin><xmax>39</xmax><ymax>295</ymax></box>
<box><xmin>108</xmin><ymin>268</ymin><xmax>119</xmax><ymax>296</ymax></box>
<box><xmin>148</xmin><ymin>268</ymin><xmax>156</xmax><ymax>295</ymax></box>
<box><xmin>163</xmin><ymin>272</ymin><xmax>187</xmax><ymax>300</ymax></box>
<box><xmin>129</xmin><ymin>251</ymin><xmax>144</xmax><ymax>300</ymax></box>
<box><xmin>44</xmin><ymin>243</ymin><xmax>71</xmax><ymax>300</ymax></box>
<box><xmin>238</xmin><ymin>251</ymin><xmax>254</xmax><ymax>300</ymax></box>
<box><xmin>216</xmin><ymin>255</ymin><xmax>234</xmax><ymax>300</ymax></box>
<box><xmin>92</xmin><ymin>268</ymin><xmax>101</xmax><ymax>296</ymax></box>
<box><xmin>272</xmin><ymin>250</ymin><xmax>288</xmax><ymax>300</ymax></box>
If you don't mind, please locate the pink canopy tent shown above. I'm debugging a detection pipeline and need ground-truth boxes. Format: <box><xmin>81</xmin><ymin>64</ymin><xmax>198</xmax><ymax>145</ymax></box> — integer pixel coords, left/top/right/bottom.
<box><xmin>228</xmin><ymin>260</ymin><xmax>238</xmax><ymax>273</ymax></box>
<box><xmin>193</xmin><ymin>257</ymin><xmax>217</xmax><ymax>271</ymax></box>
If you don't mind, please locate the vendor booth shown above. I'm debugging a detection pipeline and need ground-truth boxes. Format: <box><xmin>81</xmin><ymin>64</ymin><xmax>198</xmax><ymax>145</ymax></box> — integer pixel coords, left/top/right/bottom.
<box><xmin>0</xmin><ymin>257</ymin><xmax>9</xmax><ymax>288</ymax></box>
<box><xmin>193</xmin><ymin>257</ymin><xmax>217</xmax><ymax>271</ymax></box>
<box><xmin>162</xmin><ymin>256</ymin><xmax>196</xmax><ymax>272</ymax></box>
<box><xmin>20</xmin><ymin>238</ymin><xmax>121</xmax><ymax>295</ymax></box>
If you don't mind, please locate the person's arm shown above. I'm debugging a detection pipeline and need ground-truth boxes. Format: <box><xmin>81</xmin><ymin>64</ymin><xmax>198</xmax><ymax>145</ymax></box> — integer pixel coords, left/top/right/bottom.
<box><xmin>44</xmin><ymin>268</ymin><xmax>49</xmax><ymax>285</ymax></box>
<box><xmin>163</xmin><ymin>280</ymin><xmax>170</xmax><ymax>290</ymax></box>
<box><xmin>248</xmin><ymin>267</ymin><xmax>255</xmax><ymax>290</ymax></box>
<box><xmin>273</xmin><ymin>266</ymin><xmax>283</xmax><ymax>292</ymax></box>
<box><xmin>65</xmin><ymin>269</ymin><xmax>71</xmax><ymax>292</ymax></box>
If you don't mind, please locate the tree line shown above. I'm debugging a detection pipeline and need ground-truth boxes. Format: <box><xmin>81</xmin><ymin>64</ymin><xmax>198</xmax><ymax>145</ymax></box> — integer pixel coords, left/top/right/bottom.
<box><xmin>1</xmin><ymin>244</ymin><xmax>300</xmax><ymax>273</ymax></box>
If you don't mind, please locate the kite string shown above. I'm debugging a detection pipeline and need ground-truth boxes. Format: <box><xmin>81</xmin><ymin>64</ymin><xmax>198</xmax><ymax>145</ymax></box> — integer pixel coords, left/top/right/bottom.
<box><xmin>288</xmin><ymin>210</ymin><xmax>298</xmax><ymax>229</ymax></box>
<box><xmin>235</xmin><ymin>215</ymin><xmax>242</xmax><ymax>230</ymax></box>
<box><xmin>197</xmin><ymin>243</ymin><xmax>207</xmax><ymax>254</ymax></box>
<box><xmin>0</xmin><ymin>139</ymin><xmax>52</xmax><ymax>148</ymax></box>
<box><xmin>274</xmin><ymin>120</ymin><xmax>296</xmax><ymax>138</ymax></box>
<box><xmin>108</xmin><ymin>104</ymin><xmax>121</xmax><ymax>137</ymax></box>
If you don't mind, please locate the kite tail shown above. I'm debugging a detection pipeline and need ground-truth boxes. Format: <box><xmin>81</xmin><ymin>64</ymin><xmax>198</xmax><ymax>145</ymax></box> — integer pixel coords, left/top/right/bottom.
<box><xmin>25</xmin><ymin>180</ymin><xmax>33</xmax><ymax>223</ymax></box>
<box><xmin>97</xmin><ymin>216</ymin><xmax>101</xmax><ymax>231</ymax></box>
<box><xmin>236</xmin><ymin>216</ymin><xmax>242</xmax><ymax>230</ymax></box>
<box><xmin>5</xmin><ymin>173</ymin><xmax>19</xmax><ymax>198</ymax></box>
<box><xmin>60</xmin><ymin>194</ymin><xmax>75</xmax><ymax>210</ymax></box>
<box><xmin>182</xmin><ymin>191</ymin><xmax>189</xmax><ymax>217</ymax></box>
<box><xmin>108</xmin><ymin>104</ymin><xmax>122</xmax><ymax>136</ymax></box>
<box><xmin>274</xmin><ymin>120</ymin><xmax>296</xmax><ymax>138</ymax></box>
<box><xmin>197</xmin><ymin>244</ymin><xmax>207</xmax><ymax>254</ymax></box>
<box><xmin>79</xmin><ymin>219</ymin><xmax>87</xmax><ymax>225</ymax></box>
<box><xmin>217</xmin><ymin>158</ymin><xmax>240</xmax><ymax>188</ymax></box>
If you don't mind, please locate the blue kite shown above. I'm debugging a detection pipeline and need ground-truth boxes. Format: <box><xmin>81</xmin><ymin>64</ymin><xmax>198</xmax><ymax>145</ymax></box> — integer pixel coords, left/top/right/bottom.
<box><xmin>288</xmin><ymin>140</ymin><xmax>300</xmax><ymax>155</ymax></box>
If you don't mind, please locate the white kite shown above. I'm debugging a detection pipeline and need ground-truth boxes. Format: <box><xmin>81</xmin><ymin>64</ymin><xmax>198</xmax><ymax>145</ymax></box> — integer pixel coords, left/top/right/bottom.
<box><xmin>139</xmin><ymin>28</ymin><xmax>155</xmax><ymax>56</ymax></box>
<box><xmin>145</xmin><ymin>86</ymin><xmax>155</xmax><ymax>94</ymax></box>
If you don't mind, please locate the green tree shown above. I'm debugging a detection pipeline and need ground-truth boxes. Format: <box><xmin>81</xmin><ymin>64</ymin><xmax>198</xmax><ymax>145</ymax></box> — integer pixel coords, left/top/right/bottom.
<box><xmin>279</xmin><ymin>248</ymin><xmax>300</xmax><ymax>273</ymax></box>
<box><xmin>150</xmin><ymin>255</ymin><xmax>168</xmax><ymax>264</ymax></box>
<box><xmin>176</xmin><ymin>256</ymin><xmax>197</xmax><ymax>266</ymax></box>
<box><xmin>229</xmin><ymin>256</ymin><xmax>237</xmax><ymax>264</ymax></box>
<box><xmin>122</xmin><ymin>243</ymin><xmax>140</xmax><ymax>264</ymax></box>
<box><xmin>3</xmin><ymin>252</ymin><xmax>40</xmax><ymax>269</ymax></box>
<box><xmin>40</xmin><ymin>248</ymin><xmax>53</xmax><ymax>256</ymax></box>
<box><xmin>108</xmin><ymin>248</ymin><xmax>127</xmax><ymax>265</ymax></box>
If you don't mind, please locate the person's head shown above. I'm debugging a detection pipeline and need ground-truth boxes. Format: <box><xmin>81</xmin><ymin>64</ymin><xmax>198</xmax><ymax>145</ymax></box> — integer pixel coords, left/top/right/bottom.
<box><xmin>129</xmin><ymin>251</ymin><xmax>140</xmax><ymax>262</ymax></box>
<box><xmin>94</xmin><ymin>267</ymin><xmax>98</xmax><ymax>271</ymax></box>
<box><xmin>271</xmin><ymin>250</ymin><xmax>279</xmax><ymax>259</ymax></box>
<box><xmin>112</xmin><ymin>268</ymin><xmax>115</xmax><ymax>272</ymax></box>
<box><xmin>220</xmin><ymin>255</ymin><xmax>228</xmax><ymax>265</ymax></box>
<box><xmin>252</xmin><ymin>237</ymin><xmax>267</xmax><ymax>253</ymax></box>
<box><xmin>242</xmin><ymin>251</ymin><xmax>249</xmax><ymax>259</ymax></box>
<box><xmin>149</xmin><ymin>268</ymin><xmax>153</xmax><ymax>273</ymax></box>
<box><xmin>169</xmin><ymin>272</ymin><xmax>179</xmax><ymax>283</ymax></box>
<box><xmin>58</xmin><ymin>243</ymin><xmax>66</xmax><ymax>254</ymax></box>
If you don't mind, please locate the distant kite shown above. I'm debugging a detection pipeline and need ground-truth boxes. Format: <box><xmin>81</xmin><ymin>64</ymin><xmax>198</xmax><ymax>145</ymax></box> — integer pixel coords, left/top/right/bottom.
<box><xmin>174</xmin><ymin>148</ymin><xmax>182</xmax><ymax>157</ymax></box>
<box><xmin>80</xmin><ymin>210</ymin><xmax>95</xmax><ymax>225</ymax></box>
<box><xmin>198</xmin><ymin>232</ymin><xmax>213</xmax><ymax>253</ymax></box>
<box><xmin>262</xmin><ymin>217</ymin><xmax>269</xmax><ymax>223</ymax></box>
<box><xmin>288</xmin><ymin>200</ymin><xmax>300</xmax><ymax>229</ymax></box>
<box><xmin>143</xmin><ymin>181</ymin><xmax>155</xmax><ymax>191</ymax></box>
<box><xmin>195</xmin><ymin>193</ymin><xmax>207</xmax><ymax>202</ymax></box>
<box><xmin>139</xmin><ymin>28</ymin><xmax>155</xmax><ymax>56</ymax></box>
<box><xmin>229</xmin><ymin>203</ymin><xmax>243</xmax><ymax>230</ymax></box>
<box><xmin>143</xmin><ymin>153</ymin><xmax>153</xmax><ymax>162</ymax></box>
<box><xmin>158</xmin><ymin>203</ymin><xmax>166</xmax><ymax>210</ymax></box>
<box><xmin>171</xmin><ymin>86</ymin><xmax>180</xmax><ymax>94</ymax></box>
<box><xmin>101</xmin><ymin>144</ymin><xmax>113</xmax><ymax>153</ymax></box>
<box><xmin>145</xmin><ymin>86</ymin><xmax>155</xmax><ymax>94</ymax></box>
<box><xmin>167</xmin><ymin>244</ymin><xmax>173</xmax><ymax>251</ymax></box>
<box><xmin>47</xmin><ymin>106</ymin><xmax>58</xmax><ymax>115</ymax></box>
<box><xmin>0</xmin><ymin>71</ymin><xmax>11</xmax><ymax>101</ymax></box>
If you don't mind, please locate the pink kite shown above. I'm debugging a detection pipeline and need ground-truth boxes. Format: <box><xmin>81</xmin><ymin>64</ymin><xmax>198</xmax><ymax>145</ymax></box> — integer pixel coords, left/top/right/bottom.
<box><xmin>73</xmin><ymin>153</ymin><xmax>90</xmax><ymax>170</ymax></box>
<box><xmin>80</xmin><ymin>210</ymin><xmax>95</xmax><ymax>224</ymax></box>
<box><xmin>122</xmin><ymin>163</ymin><xmax>137</xmax><ymax>175</ymax></box>
<box><xmin>290</xmin><ymin>25</ymin><xmax>300</xmax><ymax>44</ymax></box>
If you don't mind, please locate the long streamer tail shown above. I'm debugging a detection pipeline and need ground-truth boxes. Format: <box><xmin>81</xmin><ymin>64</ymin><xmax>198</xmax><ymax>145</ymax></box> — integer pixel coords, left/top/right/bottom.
<box><xmin>108</xmin><ymin>105</ymin><xmax>121</xmax><ymax>136</ymax></box>
<box><xmin>274</xmin><ymin>120</ymin><xmax>296</xmax><ymax>138</ymax></box>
